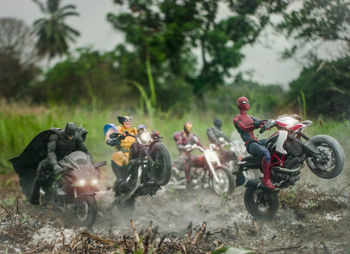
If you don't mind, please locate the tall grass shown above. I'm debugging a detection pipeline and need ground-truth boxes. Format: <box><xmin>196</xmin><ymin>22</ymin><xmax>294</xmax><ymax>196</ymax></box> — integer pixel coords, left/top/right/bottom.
<box><xmin>1</xmin><ymin>101</ymin><xmax>349</xmax><ymax>178</ymax></box>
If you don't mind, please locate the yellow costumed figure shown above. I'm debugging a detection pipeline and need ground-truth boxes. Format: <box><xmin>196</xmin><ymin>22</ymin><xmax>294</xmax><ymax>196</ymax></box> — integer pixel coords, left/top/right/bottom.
<box><xmin>104</xmin><ymin>116</ymin><xmax>138</xmax><ymax>191</ymax></box>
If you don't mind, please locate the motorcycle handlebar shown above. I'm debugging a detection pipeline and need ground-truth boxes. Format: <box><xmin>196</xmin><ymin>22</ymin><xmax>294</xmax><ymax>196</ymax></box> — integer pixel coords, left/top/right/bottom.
<box><xmin>259</xmin><ymin>119</ymin><xmax>276</xmax><ymax>134</ymax></box>
<box><xmin>259</xmin><ymin>125</ymin><xmax>267</xmax><ymax>134</ymax></box>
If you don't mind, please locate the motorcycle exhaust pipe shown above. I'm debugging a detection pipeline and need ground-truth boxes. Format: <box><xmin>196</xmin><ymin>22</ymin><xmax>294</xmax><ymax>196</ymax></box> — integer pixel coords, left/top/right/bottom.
<box><xmin>272</xmin><ymin>166</ymin><xmax>301</xmax><ymax>173</ymax></box>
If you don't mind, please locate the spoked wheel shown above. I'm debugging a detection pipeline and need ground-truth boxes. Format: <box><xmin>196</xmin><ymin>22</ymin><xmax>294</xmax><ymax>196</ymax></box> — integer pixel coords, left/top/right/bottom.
<box><xmin>74</xmin><ymin>196</ymin><xmax>97</xmax><ymax>228</ymax></box>
<box><xmin>306</xmin><ymin>135</ymin><xmax>344</xmax><ymax>179</ymax></box>
<box><xmin>244</xmin><ymin>186</ymin><xmax>279</xmax><ymax>221</ymax></box>
<box><xmin>150</xmin><ymin>142</ymin><xmax>172</xmax><ymax>185</ymax></box>
<box><xmin>210</xmin><ymin>166</ymin><xmax>235</xmax><ymax>195</ymax></box>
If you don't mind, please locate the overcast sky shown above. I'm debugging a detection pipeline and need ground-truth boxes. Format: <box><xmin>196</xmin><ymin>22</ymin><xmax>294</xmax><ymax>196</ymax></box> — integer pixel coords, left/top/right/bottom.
<box><xmin>1</xmin><ymin>0</ymin><xmax>303</xmax><ymax>89</ymax></box>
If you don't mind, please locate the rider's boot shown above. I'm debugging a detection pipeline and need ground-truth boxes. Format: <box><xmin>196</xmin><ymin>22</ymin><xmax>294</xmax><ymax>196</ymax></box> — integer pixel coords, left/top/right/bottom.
<box><xmin>30</xmin><ymin>179</ymin><xmax>41</xmax><ymax>205</ymax></box>
<box><xmin>112</xmin><ymin>161</ymin><xmax>129</xmax><ymax>194</ymax></box>
<box><xmin>261</xmin><ymin>159</ymin><xmax>275</xmax><ymax>190</ymax></box>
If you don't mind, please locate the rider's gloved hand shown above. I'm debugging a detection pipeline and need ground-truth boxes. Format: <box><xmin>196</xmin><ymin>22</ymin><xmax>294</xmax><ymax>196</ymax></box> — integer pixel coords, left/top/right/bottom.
<box><xmin>253</xmin><ymin>120</ymin><xmax>263</xmax><ymax>128</ymax></box>
<box><xmin>53</xmin><ymin>164</ymin><xmax>63</xmax><ymax>175</ymax></box>
<box><xmin>107</xmin><ymin>138</ymin><xmax>120</xmax><ymax>147</ymax></box>
<box><xmin>185</xmin><ymin>144</ymin><xmax>193</xmax><ymax>152</ymax></box>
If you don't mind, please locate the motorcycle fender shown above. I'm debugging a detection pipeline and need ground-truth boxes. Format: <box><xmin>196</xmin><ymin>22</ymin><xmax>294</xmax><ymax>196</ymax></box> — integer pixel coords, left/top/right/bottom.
<box><xmin>302</xmin><ymin>141</ymin><xmax>321</xmax><ymax>156</ymax></box>
<box><xmin>245</xmin><ymin>179</ymin><xmax>260</xmax><ymax>189</ymax></box>
<box><xmin>75</xmin><ymin>187</ymin><xmax>97</xmax><ymax>198</ymax></box>
<box><xmin>275</xmin><ymin>130</ymin><xmax>288</xmax><ymax>154</ymax></box>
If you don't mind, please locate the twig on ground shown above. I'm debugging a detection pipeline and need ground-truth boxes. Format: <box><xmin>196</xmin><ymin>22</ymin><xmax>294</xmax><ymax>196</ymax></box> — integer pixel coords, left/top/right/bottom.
<box><xmin>80</xmin><ymin>231</ymin><xmax>118</xmax><ymax>246</ymax></box>
<box><xmin>187</xmin><ymin>221</ymin><xmax>193</xmax><ymax>243</ymax></box>
<box><xmin>192</xmin><ymin>221</ymin><xmax>207</xmax><ymax>245</ymax></box>
<box><xmin>130</xmin><ymin>219</ymin><xmax>144</xmax><ymax>250</ymax></box>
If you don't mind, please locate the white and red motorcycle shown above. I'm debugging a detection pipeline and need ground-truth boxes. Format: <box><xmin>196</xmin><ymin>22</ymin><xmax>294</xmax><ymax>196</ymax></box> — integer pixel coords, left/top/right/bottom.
<box><xmin>236</xmin><ymin>114</ymin><xmax>345</xmax><ymax>221</ymax></box>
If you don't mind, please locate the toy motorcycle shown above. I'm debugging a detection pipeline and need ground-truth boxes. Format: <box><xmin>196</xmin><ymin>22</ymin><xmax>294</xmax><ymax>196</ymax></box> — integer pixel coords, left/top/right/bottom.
<box><xmin>237</xmin><ymin>114</ymin><xmax>344</xmax><ymax>221</ymax></box>
<box><xmin>43</xmin><ymin>151</ymin><xmax>106</xmax><ymax>228</ymax></box>
<box><xmin>215</xmin><ymin>137</ymin><xmax>248</xmax><ymax>171</ymax></box>
<box><xmin>170</xmin><ymin>144</ymin><xmax>235</xmax><ymax>196</ymax></box>
<box><xmin>108</xmin><ymin>129</ymin><xmax>172</xmax><ymax>212</ymax></box>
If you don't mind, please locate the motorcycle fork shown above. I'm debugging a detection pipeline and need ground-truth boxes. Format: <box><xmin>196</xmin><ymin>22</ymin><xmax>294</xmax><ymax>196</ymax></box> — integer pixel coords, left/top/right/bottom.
<box><xmin>203</xmin><ymin>155</ymin><xmax>220</xmax><ymax>183</ymax></box>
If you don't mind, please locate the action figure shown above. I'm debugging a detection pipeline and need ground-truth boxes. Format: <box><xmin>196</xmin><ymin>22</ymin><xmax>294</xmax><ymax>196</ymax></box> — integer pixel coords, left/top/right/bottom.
<box><xmin>206</xmin><ymin>118</ymin><xmax>230</xmax><ymax>146</ymax></box>
<box><xmin>104</xmin><ymin>116</ymin><xmax>138</xmax><ymax>192</ymax></box>
<box><xmin>173</xmin><ymin>121</ymin><xmax>204</xmax><ymax>188</ymax></box>
<box><xmin>233</xmin><ymin>96</ymin><xmax>275</xmax><ymax>189</ymax></box>
<box><xmin>10</xmin><ymin>122</ymin><xmax>90</xmax><ymax>204</ymax></box>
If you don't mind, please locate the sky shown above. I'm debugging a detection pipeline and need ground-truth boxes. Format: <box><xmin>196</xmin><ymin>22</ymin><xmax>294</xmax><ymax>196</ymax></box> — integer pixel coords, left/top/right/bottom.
<box><xmin>0</xmin><ymin>0</ymin><xmax>304</xmax><ymax>89</ymax></box>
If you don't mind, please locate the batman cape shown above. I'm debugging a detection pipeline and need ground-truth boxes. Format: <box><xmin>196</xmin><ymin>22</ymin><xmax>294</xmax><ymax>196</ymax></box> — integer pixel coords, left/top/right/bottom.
<box><xmin>9</xmin><ymin>128</ymin><xmax>87</xmax><ymax>199</ymax></box>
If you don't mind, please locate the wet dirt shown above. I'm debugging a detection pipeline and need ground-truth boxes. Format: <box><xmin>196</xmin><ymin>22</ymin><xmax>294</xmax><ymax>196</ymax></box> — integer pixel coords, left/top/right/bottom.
<box><xmin>1</xmin><ymin>169</ymin><xmax>350</xmax><ymax>253</ymax></box>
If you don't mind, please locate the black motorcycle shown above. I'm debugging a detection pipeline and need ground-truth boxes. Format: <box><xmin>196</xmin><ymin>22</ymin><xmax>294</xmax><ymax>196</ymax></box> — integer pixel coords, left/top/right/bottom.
<box><xmin>108</xmin><ymin>129</ymin><xmax>172</xmax><ymax>212</ymax></box>
<box><xmin>236</xmin><ymin>114</ymin><xmax>345</xmax><ymax>221</ymax></box>
<box><xmin>44</xmin><ymin>151</ymin><xmax>106</xmax><ymax>228</ymax></box>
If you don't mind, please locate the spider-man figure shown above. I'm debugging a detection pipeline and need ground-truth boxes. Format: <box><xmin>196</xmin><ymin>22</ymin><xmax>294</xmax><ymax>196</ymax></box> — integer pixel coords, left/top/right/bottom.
<box><xmin>233</xmin><ymin>96</ymin><xmax>275</xmax><ymax>189</ymax></box>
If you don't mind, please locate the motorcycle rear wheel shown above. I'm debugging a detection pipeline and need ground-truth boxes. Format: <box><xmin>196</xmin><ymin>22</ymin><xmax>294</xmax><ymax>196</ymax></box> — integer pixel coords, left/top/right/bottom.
<box><xmin>210</xmin><ymin>166</ymin><xmax>235</xmax><ymax>195</ymax></box>
<box><xmin>244</xmin><ymin>186</ymin><xmax>279</xmax><ymax>221</ymax></box>
<box><xmin>73</xmin><ymin>196</ymin><xmax>97</xmax><ymax>228</ymax></box>
<box><xmin>306</xmin><ymin>135</ymin><xmax>344</xmax><ymax>179</ymax></box>
<box><xmin>150</xmin><ymin>142</ymin><xmax>172</xmax><ymax>185</ymax></box>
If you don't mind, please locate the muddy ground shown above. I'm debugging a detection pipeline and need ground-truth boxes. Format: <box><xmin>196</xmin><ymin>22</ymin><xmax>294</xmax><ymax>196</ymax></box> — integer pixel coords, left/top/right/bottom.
<box><xmin>1</xmin><ymin>169</ymin><xmax>350</xmax><ymax>254</ymax></box>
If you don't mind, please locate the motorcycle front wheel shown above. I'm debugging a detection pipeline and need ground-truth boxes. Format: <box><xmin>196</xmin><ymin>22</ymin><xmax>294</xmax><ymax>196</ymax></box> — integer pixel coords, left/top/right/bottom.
<box><xmin>244</xmin><ymin>186</ymin><xmax>279</xmax><ymax>221</ymax></box>
<box><xmin>306</xmin><ymin>135</ymin><xmax>345</xmax><ymax>179</ymax></box>
<box><xmin>210</xmin><ymin>166</ymin><xmax>235</xmax><ymax>196</ymax></box>
<box><xmin>150</xmin><ymin>142</ymin><xmax>172</xmax><ymax>185</ymax></box>
<box><xmin>73</xmin><ymin>195</ymin><xmax>97</xmax><ymax>228</ymax></box>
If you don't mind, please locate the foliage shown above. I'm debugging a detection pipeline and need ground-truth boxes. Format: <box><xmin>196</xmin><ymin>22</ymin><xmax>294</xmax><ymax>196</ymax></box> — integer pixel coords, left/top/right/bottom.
<box><xmin>107</xmin><ymin>0</ymin><xmax>289</xmax><ymax>102</ymax></box>
<box><xmin>30</xmin><ymin>47</ymin><xmax>136</xmax><ymax>107</ymax></box>
<box><xmin>204</xmin><ymin>78</ymin><xmax>285</xmax><ymax>117</ymax></box>
<box><xmin>32</xmin><ymin>0</ymin><xmax>80</xmax><ymax>61</ymax></box>
<box><xmin>277</xmin><ymin>0</ymin><xmax>350</xmax><ymax>60</ymax></box>
<box><xmin>1</xmin><ymin>101</ymin><xmax>350</xmax><ymax>176</ymax></box>
<box><xmin>0</xmin><ymin>18</ymin><xmax>41</xmax><ymax>98</ymax></box>
<box><xmin>287</xmin><ymin>57</ymin><xmax>350</xmax><ymax>118</ymax></box>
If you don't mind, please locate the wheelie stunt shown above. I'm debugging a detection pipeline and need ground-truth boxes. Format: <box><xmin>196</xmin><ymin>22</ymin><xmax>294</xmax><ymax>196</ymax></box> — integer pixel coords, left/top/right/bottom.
<box><xmin>104</xmin><ymin>116</ymin><xmax>171</xmax><ymax>212</ymax></box>
<box><xmin>233</xmin><ymin>97</ymin><xmax>345</xmax><ymax>221</ymax></box>
<box><xmin>10</xmin><ymin>122</ymin><xmax>104</xmax><ymax>228</ymax></box>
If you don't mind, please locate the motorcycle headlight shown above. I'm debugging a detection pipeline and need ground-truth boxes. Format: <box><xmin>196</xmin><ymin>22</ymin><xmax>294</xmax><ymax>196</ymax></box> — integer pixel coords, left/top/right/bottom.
<box><xmin>91</xmin><ymin>178</ymin><xmax>98</xmax><ymax>186</ymax></box>
<box><xmin>140</xmin><ymin>131</ymin><xmax>152</xmax><ymax>144</ymax></box>
<box><xmin>76</xmin><ymin>179</ymin><xmax>86</xmax><ymax>187</ymax></box>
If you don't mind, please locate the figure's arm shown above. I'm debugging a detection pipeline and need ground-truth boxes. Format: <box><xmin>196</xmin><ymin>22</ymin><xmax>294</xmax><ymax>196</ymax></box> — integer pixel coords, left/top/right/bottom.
<box><xmin>251</xmin><ymin>116</ymin><xmax>265</xmax><ymax>128</ymax></box>
<box><xmin>223</xmin><ymin>133</ymin><xmax>230</xmax><ymax>143</ymax></box>
<box><xmin>76</xmin><ymin>137</ymin><xmax>89</xmax><ymax>153</ymax></box>
<box><xmin>173</xmin><ymin>132</ymin><xmax>186</xmax><ymax>151</ymax></box>
<box><xmin>234</xmin><ymin>116</ymin><xmax>255</xmax><ymax>133</ymax></box>
<box><xmin>194</xmin><ymin>135</ymin><xmax>203</xmax><ymax>148</ymax></box>
<box><xmin>206</xmin><ymin>128</ymin><xmax>219</xmax><ymax>145</ymax></box>
<box><xmin>47</xmin><ymin>133</ymin><xmax>59</xmax><ymax>169</ymax></box>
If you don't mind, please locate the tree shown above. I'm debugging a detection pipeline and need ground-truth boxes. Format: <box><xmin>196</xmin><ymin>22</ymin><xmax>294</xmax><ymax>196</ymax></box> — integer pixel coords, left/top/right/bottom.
<box><xmin>0</xmin><ymin>18</ymin><xmax>39</xmax><ymax>98</ymax></box>
<box><xmin>287</xmin><ymin>57</ymin><xmax>350</xmax><ymax>118</ymax></box>
<box><xmin>107</xmin><ymin>0</ymin><xmax>288</xmax><ymax>103</ymax></box>
<box><xmin>32</xmin><ymin>0</ymin><xmax>80</xmax><ymax>63</ymax></box>
<box><xmin>277</xmin><ymin>0</ymin><xmax>350</xmax><ymax>61</ymax></box>
<box><xmin>0</xmin><ymin>18</ymin><xmax>38</xmax><ymax>68</ymax></box>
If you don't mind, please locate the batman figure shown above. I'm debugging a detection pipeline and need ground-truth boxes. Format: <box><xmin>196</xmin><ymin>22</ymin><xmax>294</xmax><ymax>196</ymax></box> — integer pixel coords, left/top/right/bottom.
<box><xmin>10</xmin><ymin>122</ymin><xmax>90</xmax><ymax>205</ymax></box>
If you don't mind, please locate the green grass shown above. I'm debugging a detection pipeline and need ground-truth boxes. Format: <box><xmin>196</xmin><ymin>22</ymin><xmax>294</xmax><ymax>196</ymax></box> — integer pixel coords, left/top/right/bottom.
<box><xmin>1</xmin><ymin>101</ymin><xmax>349</xmax><ymax>179</ymax></box>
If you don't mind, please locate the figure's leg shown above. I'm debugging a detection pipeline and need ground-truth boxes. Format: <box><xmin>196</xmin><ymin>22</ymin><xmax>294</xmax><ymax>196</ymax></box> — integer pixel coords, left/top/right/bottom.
<box><xmin>112</xmin><ymin>151</ymin><xmax>130</xmax><ymax>194</ymax></box>
<box><xmin>261</xmin><ymin>157</ymin><xmax>275</xmax><ymax>189</ymax></box>
<box><xmin>247</xmin><ymin>142</ymin><xmax>275</xmax><ymax>189</ymax></box>
<box><xmin>30</xmin><ymin>158</ymin><xmax>50</xmax><ymax>205</ymax></box>
<box><xmin>183</xmin><ymin>155</ymin><xmax>193</xmax><ymax>187</ymax></box>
